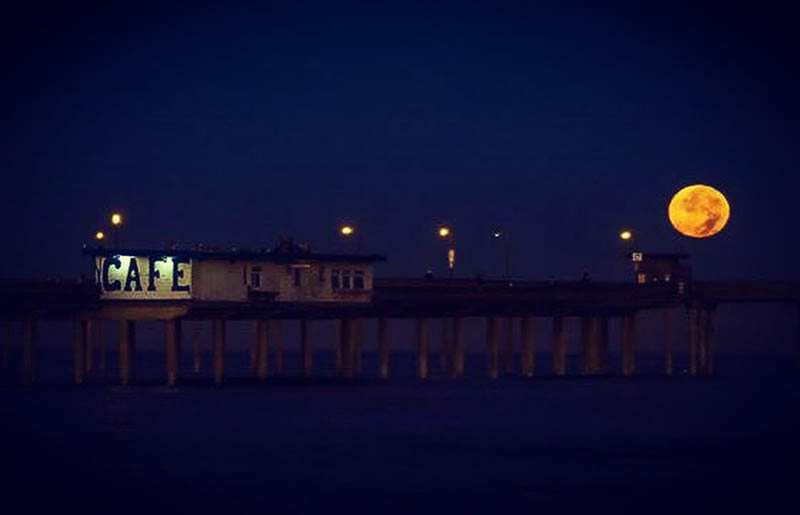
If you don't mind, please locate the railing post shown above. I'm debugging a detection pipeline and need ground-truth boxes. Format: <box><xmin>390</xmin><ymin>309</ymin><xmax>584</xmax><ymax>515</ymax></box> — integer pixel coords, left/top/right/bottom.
<box><xmin>256</xmin><ymin>319</ymin><xmax>269</xmax><ymax>381</ymax></box>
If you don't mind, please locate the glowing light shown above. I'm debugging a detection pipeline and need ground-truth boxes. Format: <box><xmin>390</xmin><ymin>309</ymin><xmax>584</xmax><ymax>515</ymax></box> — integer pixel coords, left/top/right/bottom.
<box><xmin>95</xmin><ymin>231</ymin><xmax>105</xmax><ymax>241</ymax></box>
<box><xmin>438</xmin><ymin>226</ymin><xmax>452</xmax><ymax>239</ymax></box>
<box><xmin>111</xmin><ymin>213</ymin><xmax>123</xmax><ymax>226</ymax></box>
<box><xmin>619</xmin><ymin>230</ymin><xmax>633</xmax><ymax>241</ymax></box>
<box><xmin>492</xmin><ymin>231</ymin><xmax>503</xmax><ymax>239</ymax></box>
<box><xmin>447</xmin><ymin>248</ymin><xmax>456</xmax><ymax>269</ymax></box>
<box><xmin>668</xmin><ymin>184</ymin><xmax>730</xmax><ymax>238</ymax></box>
<box><xmin>340</xmin><ymin>225</ymin><xmax>355</xmax><ymax>236</ymax></box>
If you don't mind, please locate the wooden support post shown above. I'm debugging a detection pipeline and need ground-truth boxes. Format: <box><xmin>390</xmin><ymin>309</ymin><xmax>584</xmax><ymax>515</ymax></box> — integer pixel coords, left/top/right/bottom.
<box><xmin>335</xmin><ymin>319</ymin><xmax>343</xmax><ymax>374</ymax></box>
<box><xmin>621</xmin><ymin>314</ymin><xmax>637</xmax><ymax>376</ymax></box>
<box><xmin>696</xmin><ymin>308</ymin><xmax>715</xmax><ymax>377</ymax></box>
<box><xmin>340</xmin><ymin>319</ymin><xmax>355</xmax><ymax>378</ymax></box>
<box><xmin>255</xmin><ymin>319</ymin><xmax>269</xmax><ymax>381</ymax></box>
<box><xmin>599</xmin><ymin>317</ymin><xmax>609</xmax><ymax>372</ymax></box>
<box><xmin>301</xmin><ymin>319</ymin><xmax>313</xmax><ymax>377</ymax></box>
<box><xmin>452</xmin><ymin>317</ymin><xmax>465</xmax><ymax>378</ymax></box>
<box><xmin>502</xmin><ymin>317</ymin><xmax>514</xmax><ymax>375</ymax></box>
<box><xmin>192</xmin><ymin>323</ymin><xmax>203</xmax><ymax>374</ymax></box>
<box><xmin>21</xmin><ymin>317</ymin><xmax>36</xmax><ymax>386</ymax></box>
<box><xmin>520</xmin><ymin>317</ymin><xmax>535</xmax><ymax>377</ymax></box>
<box><xmin>73</xmin><ymin>319</ymin><xmax>88</xmax><ymax>385</ymax></box>
<box><xmin>118</xmin><ymin>320</ymin><xmax>135</xmax><ymax>386</ymax></box>
<box><xmin>96</xmin><ymin>321</ymin><xmax>107</xmax><ymax>376</ymax></box>
<box><xmin>377</xmin><ymin>318</ymin><xmax>390</xmax><ymax>379</ymax></box>
<box><xmin>249</xmin><ymin>322</ymin><xmax>259</xmax><ymax>375</ymax></box>
<box><xmin>2</xmin><ymin>322</ymin><xmax>10</xmax><ymax>372</ymax></box>
<box><xmin>440</xmin><ymin>318</ymin><xmax>452</xmax><ymax>375</ymax></box>
<box><xmin>212</xmin><ymin>319</ymin><xmax>226</xmax><ymax>386</ymax></box>
<box><xmin>663</xmin><ymin>309</ymin><xmax>674</xmax><ymax>376</ymax></box>
<box><xmin>273</xmin><ymin>320</ymin><xmax>284</xmax><ymax>375</ymax></box>
<box><xmin>416</xmin><ymin>318</ymin><xmax>430</xmax><ymax>380</ymax></box>
<box><xmin>581</xmin><ymin>316</ymin><xmax>603</xmax><ymax>375</ymax></box>
<box><xmin>85</xmin><ymin>318</ymin><xmax>94</xmax><ymax>376</ymax></box>
<box><xmin>688</xmin><ymin>307</ymin><xmax>699</xmax><ymax>376</ymax></box>
<box><xmin>165</xmin><ymin>319</ymin><xmax>181</xmax><ymax>388</ymax></box>
<box><xmin>552</xmin><ymin>316</ymin><xmax>567</xmax><ymax>376</ymax></box>
<box><xmin>486</xmin><ymin>317</ymin><xmax>500</xmax><ymax>379</ymax></box>
<box><xmin>354</xmin><ymin>319</ymin><xmax>363</xmax><ymax>375</ymax></box>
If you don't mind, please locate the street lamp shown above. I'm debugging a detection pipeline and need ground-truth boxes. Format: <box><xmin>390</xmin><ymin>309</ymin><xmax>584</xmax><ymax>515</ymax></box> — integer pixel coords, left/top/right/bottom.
<box><xmin>492</xmin><ymin>229</ymin><xmax>512</xmax><ymax>278</ymax></box>
<box><xmin>110</xmin><ymin>212</ymin><xmax>124</xmax><ymax>247</ymax></box>
<box><xmin>94</xmin><ymin>230</ymin><xmax>105</xmax><ymax>242</ymax></box>
<box><xmin>437</xmin><ymin>225</ymin><xmax>455</xmax><ymax>278</ymax></box>
<box><xmin>338</xmin><ymin>223</ymin><xmax>361</xmax><ymax>252</ymax></box>
<box><xmin>619</xmin><ymin>229</ymin><xmax>633</xmax><ymax>241</ymax></box>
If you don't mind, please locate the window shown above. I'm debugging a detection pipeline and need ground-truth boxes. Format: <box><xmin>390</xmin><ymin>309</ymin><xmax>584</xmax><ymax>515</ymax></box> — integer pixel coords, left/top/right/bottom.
<box><xmin>637</xmin><ymin>273</ymin><xmax>646</xmax><ymax>284</ymax></box>
<box><xmin>632</xmin><ymin>252</ymin><xmax>643</xmax><ymax>262</ymax></box>
<box><xmin>293</xmin><ymin>268</ymin><xmax>302</xmax><ymax>287</ymax></box>
<box><xmin>342</xmin><ymin>270</ymin><xmax>352</xmax><ymax>290</ymax></box>
<box><xmin>331</xmin><ymin>270</ymin><xmax>341</xmax><ymax>290</ymax></box>
<box><xmin>354</xmin><ymin>271</ymin><xmax>365</xmax><ymax>290</ymax></box>
<box><xmin>250</xmin><ymin>266</ymin><xmax>262</xmax><ymax>289</ymax></box>
<box><xmin>664</xmin><ymin>273</ymin><xmax>671</xmax><ymax>283</ymax></box>
<box><xmin>318</xmin><ymin>265</ymin><xmax>325</xmax><ymax>283</ymax></box>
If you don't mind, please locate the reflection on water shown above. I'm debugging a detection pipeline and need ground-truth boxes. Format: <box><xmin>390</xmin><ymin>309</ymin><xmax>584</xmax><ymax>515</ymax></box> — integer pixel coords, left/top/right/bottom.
<box><xmin>0</xmin><ymin>351</ymin><xmax>798</xmax><ymax>513</ymax></box>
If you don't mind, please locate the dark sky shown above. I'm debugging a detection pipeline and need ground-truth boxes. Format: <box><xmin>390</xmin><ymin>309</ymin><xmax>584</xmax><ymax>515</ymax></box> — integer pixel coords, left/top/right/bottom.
<box><xmin>2</xmin><ymin>1</ymin><xmax>798</xmax><ymax>282</ymax></box>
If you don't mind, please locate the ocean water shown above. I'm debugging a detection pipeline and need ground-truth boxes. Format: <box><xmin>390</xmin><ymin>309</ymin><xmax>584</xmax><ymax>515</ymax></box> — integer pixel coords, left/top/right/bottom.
<box><xmin>1</xmin><ymin>349</ymin><xmax>798</xmax><ymax>514</ymax></box>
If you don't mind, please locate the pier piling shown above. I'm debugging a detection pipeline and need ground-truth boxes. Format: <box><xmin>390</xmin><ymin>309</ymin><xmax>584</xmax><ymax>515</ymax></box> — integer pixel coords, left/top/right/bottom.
<box><xmin>377</xmin><ymin>318</ymin><xmax>390</xmax><ymax>379</ymax></box>
<box><xmin>118</xmin><ymin>320</ymin><xmax>136</xmax><ymax>386</ymax></box>
<box><xmin>192</xmin><ymin>323</ymin><xmax>203</xmax><ymax>374</ymax></box>
<box><xmin>73</xmin><ymin>319</ymin><xmax>88</xmax><ymax>385</ymax></box>
<box><xmin>452</xmin><ymin>317</ymin><xmax>464</xmax><ymax>378</ymax></box>
<box><xmin>663</xmin><ymin>309</ymin><xmax>674</xmax><ymax>376</ymax></box>
<box><xmin>21</xmin><ymin>317</ymin><xmax>36</xmax><ymax>385</ymax></box>
<box><xmin>621</xmin><ymin>314</ymin><xmax>637</xmax><ymax>376</ymax></box>
<box><xmin>273</xmin><ymin>320</ymin><xmax>284</xmax><ymax>375</ymax></box>
<box><xmin>255</xmin><ymin>319</ymin><xmax>269</xmax><ymax>381</ymax></box>
<box><xmin>416</xmin><ymin>318</ymin><xmax>430</xmax><ymax>380</ymax></box>
<box><xmin>301</xmin><ymin>319</ymin><xmax>313</xmax><ymax>377</ymax></box>
<box><xmin>552</xmin><ymin>316</ymin><xmax>567</xmax><ymax>376</ymax></box>
<box><xmin>486</xmin><ymin>317</ymin><xmax>500</xmax><ymax>379</ymax></box>
<box><xmin>502</xmin><ymin>317</ymin><xmax>514</xmax><ymax>375</ymax></box>
<box><xmin>520</xmin><ymin>316</ymin><xmax>535</xmax><ymax>377</ymax></box>
<box><xmin>165</xmin><ymin>319</ymin><xmax>181</xmax><ymax>387</ymax></box>
<box><xmin>212</xmin><ymin>319</ymin><xmax>226</xmax><ymax>386</ymax></box>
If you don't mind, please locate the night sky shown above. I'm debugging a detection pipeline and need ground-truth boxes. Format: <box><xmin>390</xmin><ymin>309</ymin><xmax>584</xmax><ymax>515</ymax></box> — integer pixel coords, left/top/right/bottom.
<box><xmin>2</xmin><ymin>2</ymin><xmax>798</xmax><ymax>282</ymax></box>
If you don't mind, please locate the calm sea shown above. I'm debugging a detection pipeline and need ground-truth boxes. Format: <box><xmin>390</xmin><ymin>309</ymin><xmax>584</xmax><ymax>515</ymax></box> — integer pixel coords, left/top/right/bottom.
<box><xmin>1</xmin><ymin>348</ymin><xmax>797</xmax><ymax>514</ymax></box>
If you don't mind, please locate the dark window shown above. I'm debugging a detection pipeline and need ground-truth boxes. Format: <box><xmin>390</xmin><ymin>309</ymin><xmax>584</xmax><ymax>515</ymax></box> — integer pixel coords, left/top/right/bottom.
<box><xmin>342</xmin><ymin>270</ymin><xmax>352</xmax><ymax>289</ymax></box>
<box><xmin>354</xmin><ymin>271</ymin><xmax>365</xmax><ymax>290</ymax></box>
<box><xmin>318</xmin><ymin>265</ymin><xmax>325</xmax><ymax>283</ymax></box>
<box><xmin>331</xmin><ymin>270</ymin><xmax>340</xmax><ymax>289</ymax></box>
<box><xmin>293</xmin><ymin>268</ymin><xmax>302</xmax><ymax>287</ymax></box>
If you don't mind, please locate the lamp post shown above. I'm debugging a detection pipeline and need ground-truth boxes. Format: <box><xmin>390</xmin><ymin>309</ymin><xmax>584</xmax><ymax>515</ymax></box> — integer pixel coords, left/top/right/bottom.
<box><xmin>492</xmin><ymin>229</ymin><xmax>512</xmax><ymax>279</ymax></box>
<box><xmin>437</xmin><ymin>225</ymin><xmax>455</xmax><ymax>278</ymax></box>
<box><xmin>110</xmin><ymin>212</ymin><xmax>124</xmax><ymax>248</ymax></box>
<box><xmin>338</xmin><ymin>223</ymin><xmax>361</xmax><ymax>253</ymax></box>
<box><xmin>94</xmin><ymin>230</ymin><xmax>106</xmax><ymax>243</ymax></box>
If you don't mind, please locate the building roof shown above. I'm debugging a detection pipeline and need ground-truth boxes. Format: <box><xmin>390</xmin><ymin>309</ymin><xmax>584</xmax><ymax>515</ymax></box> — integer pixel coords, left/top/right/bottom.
<box><xmin>84</xmin><ymin>246</ymin><xmax>386</xmax><ymax>264</ymax></box>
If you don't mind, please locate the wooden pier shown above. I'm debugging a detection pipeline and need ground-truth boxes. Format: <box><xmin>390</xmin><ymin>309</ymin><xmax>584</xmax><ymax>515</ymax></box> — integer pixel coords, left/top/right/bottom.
<box><xmin>1</xmin><ymin>278</ymin><xmax>798</xmax><ymax>386</ymax></box>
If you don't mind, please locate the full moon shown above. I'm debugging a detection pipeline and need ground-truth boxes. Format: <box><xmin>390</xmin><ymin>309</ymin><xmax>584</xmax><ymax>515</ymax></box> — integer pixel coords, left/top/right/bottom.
<box><xmin>668</xmin><ymin>184</ymin><xmax>730</xmax><ymax>238</ymax></box>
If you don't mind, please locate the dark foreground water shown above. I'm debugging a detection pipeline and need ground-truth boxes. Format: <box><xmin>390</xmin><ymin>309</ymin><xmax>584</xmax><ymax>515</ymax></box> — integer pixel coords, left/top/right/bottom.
<box><xmin>1</xmin><ymin>351</ymin><xmax>798</xmax><ymax>514</ymax></box>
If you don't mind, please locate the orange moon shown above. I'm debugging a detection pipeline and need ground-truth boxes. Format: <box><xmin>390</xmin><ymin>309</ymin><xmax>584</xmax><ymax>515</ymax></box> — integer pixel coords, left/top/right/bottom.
<box><xmin>668</xmin><ymin>184</ymin><xmax>730</xmax><ymax>238</ymax></box>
